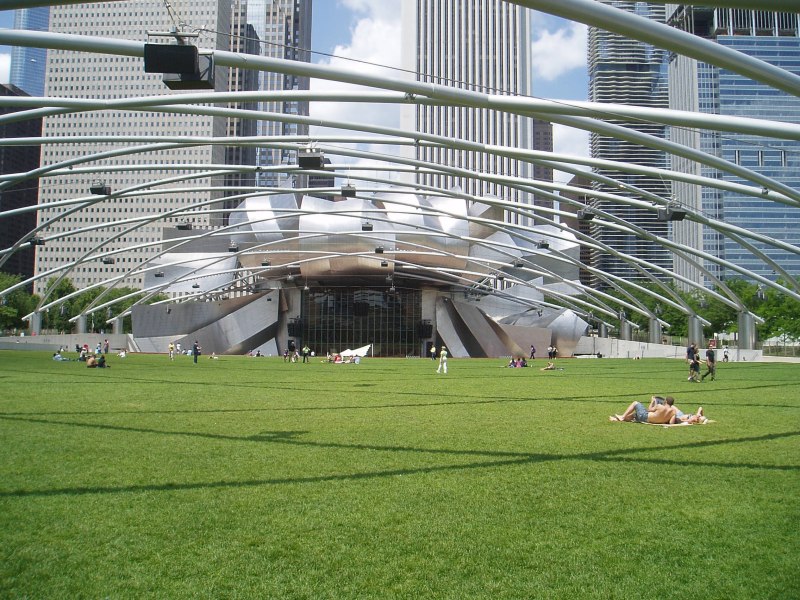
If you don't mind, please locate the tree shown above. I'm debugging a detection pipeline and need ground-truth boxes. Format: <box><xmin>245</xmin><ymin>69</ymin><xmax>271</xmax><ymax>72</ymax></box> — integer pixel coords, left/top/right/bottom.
<box><xmin>757</xmin><ymin>279</ymin><xmax>800</xmax><ymax>341</ymax></box>
<box><xmin>0</xmin><ymin>273</ymin><xmax>36</xmax><ymax>333</ymax></box>
<box><xmin>40</xmin><ymin>277</ymin><xmax>77</xmax><ymax>333</ymax></box>
<box><xmin>602</xmin><ymin>280</ymin><xmax>691</xmax><ymax>337</ymax></box>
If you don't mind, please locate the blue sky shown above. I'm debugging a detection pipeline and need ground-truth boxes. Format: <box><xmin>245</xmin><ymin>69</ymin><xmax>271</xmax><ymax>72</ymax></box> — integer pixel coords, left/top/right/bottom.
<box><xmin>304</xmin><ymin>1</ymin><xmax>589</xmax><ymax>177</ymax></box>
<box><xmin>0</xmin><ymin>2</ymin><xmax>588</xmax><ymax>99</ymax></box>
<box><xmin>0</xmin><ymin>10</ymin><xmax>11</xmax><ymax>76</ymax></box>
<box><xmin>308</xmin><ymin>1</ymin><xmax>587</xmax><ymax>99</ymax></box>
<box><xmin>0</xmin><ymin>2</ymin><xmax>589</xmax><ymax>176</ymax></box>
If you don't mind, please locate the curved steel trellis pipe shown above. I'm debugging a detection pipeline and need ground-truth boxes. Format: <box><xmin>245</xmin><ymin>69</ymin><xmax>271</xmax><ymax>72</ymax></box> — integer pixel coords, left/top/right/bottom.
<box><xmin>4</xmin><ymin>138</ymin><xmax>792</xmax><ymax>316</ymax></box>
<box><xmin>0</xmin><ymin>28</ymin><xmax>797</xmax><ymax>206</ymax></box>
<box><xmin>3</xmin><ymin>128</ymin><xmax>797</xmax><ymax>270</ymax></box>
<box><xmin>0</xmin><ymin>32</ymin><xmax>792</xmax><ymax>314</ymax></box>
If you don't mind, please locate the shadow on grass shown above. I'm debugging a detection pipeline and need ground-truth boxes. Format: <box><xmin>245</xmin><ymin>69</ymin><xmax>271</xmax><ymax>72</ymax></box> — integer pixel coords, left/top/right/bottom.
<box><xmin>1</xmin><ymin>377</ymin><xmax>797</xmax><ymax>419</ymax></box>
<box><xmin>0</xmin><ymin>414</ymin><xmax>797</xmax><ymax>499</ymax></box>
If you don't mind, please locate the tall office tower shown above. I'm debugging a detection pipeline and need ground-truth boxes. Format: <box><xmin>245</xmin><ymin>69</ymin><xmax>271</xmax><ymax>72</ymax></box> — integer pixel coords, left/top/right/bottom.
<box><xmin>0</xmin><ymin>84</ymin><xmax>41</xmax><ymax>283</ymax></box>
<box><xmin>559</xmin><ymin>174</ymin><xmax>593</xmax><ymax>287</ymax></box>
<box><xmin>9</xmin><ymin>7</ymin><xmax>49</xmax><ymax>97</ymax></box>
<box><xmin>225</xmin><ymin>6</ymin><xmax>262</xmax><ymax>225</ymax></box>
<box><xmin>34</xmin><ymin>0</ymin><xmax>230</xmax><ymax>295</ymax></box>
<box><xmin>240</xmin><ymin>0</ymin><xmax>312</xmax><ymax>188</ymax></box>
<box><xmin>667</xmin><ymin>6</ymin><xmax>800</xmax><ymax>285</ymax></box>
<box><xmin>532</xmin><ymin>117</ymin><xmax>554</xmax><ymax>221</ymax></box>
<box><xmin>400</xmin><ymin>1</ymin><xmax>545</xmax><ymax>227</ymax></box>
<box><xmin>587</xmin><ymin>1</ymin><xmax>671</xmax><ymax>285</ymax></box>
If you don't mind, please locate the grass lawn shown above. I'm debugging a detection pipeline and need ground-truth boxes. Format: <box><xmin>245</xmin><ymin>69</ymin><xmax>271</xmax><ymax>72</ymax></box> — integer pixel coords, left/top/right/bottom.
<box><xmin>0</xmin><ymin>350</ymin><xmax>798</xmax><ymax>599</ymax></box>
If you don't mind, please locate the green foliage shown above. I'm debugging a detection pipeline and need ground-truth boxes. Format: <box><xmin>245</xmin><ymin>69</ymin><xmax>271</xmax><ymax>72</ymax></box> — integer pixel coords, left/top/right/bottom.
<box><xmin>598</xmin><ymin>277</ymin><xmax>799</xmax><ymax>341</ymax></box>
<box><xmin>40</xmin><ymin>277</ymin><xmax>77</xmax><ymax>333</ymax></box>
<box><xmin>1</xmin><ymin>275</ymin><xmax>146</xmax><ymax>334</ymax></box>
<box><xmin>757</xmin><ymin>279</ymin><xmax>800</xmax><ymax>341</ymax></box>
<box><xmin>0</xmin><ymin>353</ymin><xmax>798</xmax><ymax>598</ymax></box>
<box><xmin>0</xmin><ymin>273</ymin><xmax>36</xmax><ymax>333</ymax></box>
<box><xmin>601</xmin><ymin>280</ymin><xmax>689</xmax><ymax>336</ymax></box>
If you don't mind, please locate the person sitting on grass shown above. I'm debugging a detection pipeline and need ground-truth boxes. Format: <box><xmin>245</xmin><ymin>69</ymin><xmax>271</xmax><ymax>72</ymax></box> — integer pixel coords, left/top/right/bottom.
<box><xmin>540</xmin><ymin>362</ymin><xmax>563</xmax><ymax>371</ymax></box>
<box><xmin>610</xmin><ymin>398</ymin><xmax>678</xmax><ymax>424</ymax></box>
<box><xmin>97</xmin><ymin>354</ymin><xmax>109</xmax><ymax>368</ymax></box>
<box><xmin>86</xmin><ymin>354</ymin><xmax>98</xmax><ymax>368</ymax></box>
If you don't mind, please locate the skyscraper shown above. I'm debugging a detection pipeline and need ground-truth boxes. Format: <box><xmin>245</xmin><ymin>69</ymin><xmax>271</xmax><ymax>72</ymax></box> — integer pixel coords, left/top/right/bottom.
<box><xmin>34</xmin><ymin>0</ymin><xmax>231</xmax><ymax>294</ymax></box>
<box><xmin>239</xmin><ymin>0</ymin><xmax>312</xmax><ymax>187</ymax></box>
<box><xmin>9</xmin><ymin>7</ymin><xmax>49</xmax><ymax>97</ymax></box>
<box><xmin>400</xmin><ymin>0</ymin><xmax>549</xmax><ymax>226</ymax></box>
<box><xmin>0</xmin><ymin>84</ymin><xmax>41</xmax><ymax>283</ymax></box>
<box><xmin>586</xmin><ymin>1</ymin><xmax>671</xmax><ymax>285</ymax></box>
<box><xmin>225</xmin><ymin>7</ymin><xmax>262</xmax><ymax>224</ymax></box>
<box><xmin>667</xmin><ymin>6</ymin><xmax>800</xmax><ymax>285</ymax></box>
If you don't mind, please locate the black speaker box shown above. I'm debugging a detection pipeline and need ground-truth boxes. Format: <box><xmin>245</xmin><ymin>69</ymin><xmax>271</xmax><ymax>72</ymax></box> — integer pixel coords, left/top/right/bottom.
<box><xmin>144</xmin><ymin>43</ymin><xmax>199</xmax><ymax>74</ymax></box>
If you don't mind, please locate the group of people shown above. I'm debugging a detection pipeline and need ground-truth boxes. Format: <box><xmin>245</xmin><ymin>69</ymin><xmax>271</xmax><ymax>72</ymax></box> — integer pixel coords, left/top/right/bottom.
<box><xmin>686</xmin><ymin>342</ymin><xmax>717</xmax><ymax>382</ymax></box>
<box><xmin>507</xmin><ymin>357</ymin><xmax>529</xmax><ymax>368</ymax></box>
<box><xmin>610</xmin><ymin>395</ymin><xmax>708</xmax><ymax>425</ymax></box>
<box><xmin>325</xmin><ymin>352</ymin><xmax>361</xmax><ymax>364</ymax></box>
<box><xmin>283</xmin><ymin>341</ymin><xmax>313</xmax><ymax>363</ymax></box>
<box><xmin>54</xmin><ymin>347</ymin><xmax>109</xmax><ymax>368</ymax></box>
<box><xmin>55</xmin><ymin>341</ymin><xmax>112</xmax><ymax>367</ymax></box>
<box><xmin>72</xmin><ymin>341</ymin><xmax>110</xmax><ymax>359</ymax></box>
<box><xmin>166</xmin><ymin>341</ymin><xmax>202</xmax><ymax>362</ymax></box>
<box><xmin>85</xmin><ymin>353</ymin><xmax>109</xmax><ymax>368</ymax></box>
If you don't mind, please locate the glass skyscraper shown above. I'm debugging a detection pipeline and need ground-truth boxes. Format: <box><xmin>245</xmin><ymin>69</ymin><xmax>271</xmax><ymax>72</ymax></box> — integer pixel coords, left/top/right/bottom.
<box><xmin>586</xmin><ymin>1</ymin><xmax>671</xmax><ymax>285</ymax></box>
<box><xmin>9</xmin><ymin>7</ymin><xmax>49</xmax><ymax>97</ymax></box>
<box><xmin>668</xmin><ymin>7</ymin><xmax>800</xmax><ymax>285</ymax></box>
<box><xmin>238</xmin><ymin>0</ymin><xmax>312</xmax><ymax>187</ymax></box>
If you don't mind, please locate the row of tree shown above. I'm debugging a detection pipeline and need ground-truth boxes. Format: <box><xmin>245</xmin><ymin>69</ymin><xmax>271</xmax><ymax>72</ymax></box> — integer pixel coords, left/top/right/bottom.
<box><xmin>0</xmin><ymin>273</ymin><xmax>166</xmax><ymax>335</ymax></box>
<box><xmin>601</xmin><ymin>278</ymin><xmax>799</xmax><ymax>341</ymax></box>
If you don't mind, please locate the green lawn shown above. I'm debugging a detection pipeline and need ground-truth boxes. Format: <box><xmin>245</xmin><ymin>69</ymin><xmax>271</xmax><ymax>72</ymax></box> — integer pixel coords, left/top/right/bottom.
<box><xmin>0</xmin><ymin>351</ymin><xmax>797</xmax><ymax>599</ymax></box>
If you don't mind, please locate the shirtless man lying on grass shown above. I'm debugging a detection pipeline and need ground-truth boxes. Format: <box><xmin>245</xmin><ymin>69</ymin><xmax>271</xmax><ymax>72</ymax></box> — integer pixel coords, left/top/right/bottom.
<box><xmin>610</xmin><ymin>396</ymin><xmax>678</xmax><ymax>424</ymax></box>
<box><xmin>610</xmin><ymin>395</ymin><xmax>708</xmax><ymax>425</ymax></box>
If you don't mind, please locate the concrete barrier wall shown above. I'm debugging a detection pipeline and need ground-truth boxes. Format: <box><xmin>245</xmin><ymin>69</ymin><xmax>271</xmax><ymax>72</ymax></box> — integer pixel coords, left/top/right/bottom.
<box><xmin>0</xmin><ymin>333</ymin><xmax>134</xmax><ymax>353</ymax></box>
<box><xmin>574</xmin><ymin>336</ymin><xmax>763</xmax><ymax>362</ymax></box>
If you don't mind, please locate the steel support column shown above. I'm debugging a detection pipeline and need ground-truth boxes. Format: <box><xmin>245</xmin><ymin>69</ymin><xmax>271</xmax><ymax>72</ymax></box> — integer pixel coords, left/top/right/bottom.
<box><xmin>738</xmin><ymin>312</ymin><xmax>757</xmax><ymax>350</ymax></box>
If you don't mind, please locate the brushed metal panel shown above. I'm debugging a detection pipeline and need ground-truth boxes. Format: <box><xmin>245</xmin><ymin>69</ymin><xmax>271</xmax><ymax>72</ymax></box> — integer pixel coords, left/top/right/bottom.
<box><xmin>174</xmin><ymin>292</ymin><xmax>281</xmax><ymax>355</ymax></box>
<box><xmin>230</xmin><ymin>192</ymin><xmax>299</xmax><ymax>244</ymax></box>
<box><xmin>132</xmin><ymin>292</ymin><xmax>267</xmax><ymax>337</ymax></box>
<box><xmin>298</xmin><ymin>196</ymin><xmax>396</xmax><ymax>277</ymax></box>
<box><xmin>434</xmin><ymin>298</ymin><xmax>469</xmax><ymax>358</ymax></box>
<box><xmin>449</xmin><ymin>299</ymin><xmax>509</xmax><ymax>357</ymax></box>
<box><xmin>144</xmin><ymin>254</ymin><xmax>237</xmax><ymax>293</ymax></box>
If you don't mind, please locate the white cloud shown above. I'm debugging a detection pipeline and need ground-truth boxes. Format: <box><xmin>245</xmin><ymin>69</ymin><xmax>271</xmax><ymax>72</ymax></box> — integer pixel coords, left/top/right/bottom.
<box><xmin>310</xmin><ymin>9</ymin><xmax>403</xmax><ymax>127</ymax></box>
<box><xmin>309</xmin><ymin>2</ymin><xmax>591</xmax><ymax>187</ymax></box>
<box><xmin>552</xmin><ymin>123</ymin><xmax>591</xmax><ymax>184</ymax></box>
<box><xmin>0</xmin><ymin>52</ymin><xmax>10</xmax><ymax>83</ymax></box>
<box><xmin>531</xmin><ymin>21</ymin><xmax>587</xmax><ymax>82</ymax></box>
<box><xmin>339</xmin><ymin>0</ymin><xmax>399</xmax><ymax>22</ymax></box>
<box><xmin>310</xmin><ymin>4</ymin><xmax>405</xmax><ymax>178</ymax></box>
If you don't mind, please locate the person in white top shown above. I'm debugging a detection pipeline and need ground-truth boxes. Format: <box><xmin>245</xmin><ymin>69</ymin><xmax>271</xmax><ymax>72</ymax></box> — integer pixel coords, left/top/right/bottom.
<box><xmin>436</xmin><ymin>347</ymin><xmax>448</xmax><ymax>374</ymax></box>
